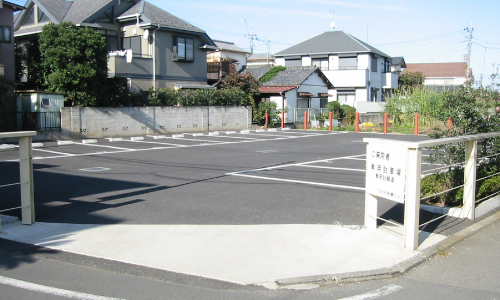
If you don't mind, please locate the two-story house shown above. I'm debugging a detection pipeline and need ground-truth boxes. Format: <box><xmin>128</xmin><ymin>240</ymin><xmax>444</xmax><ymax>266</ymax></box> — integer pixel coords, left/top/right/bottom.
<box><xmin>1</xmin><ymin>0</ymin><xmax>24</xmax><ymax>88</ymax></box>
<box><xmin>273</xmin><ymin>31</ymin><xmax>400</xmax><ymax>113</ymax></box>
<box><xmin>14</xmin><ymin>0</ymin><xmax>217</xmax><ymax>92</ymax></box>
<box><xmin>207</xmin><ymin>40</ymin><xmax>248</xmax><ymax>84</ymax></box>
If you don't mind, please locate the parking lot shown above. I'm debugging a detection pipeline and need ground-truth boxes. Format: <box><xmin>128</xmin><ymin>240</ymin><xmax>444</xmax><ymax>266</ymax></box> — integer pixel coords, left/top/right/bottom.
<box><xmin>0</xmin><ymin>129</ymin><xmax>468</xmax><ymax>234</ymax></box>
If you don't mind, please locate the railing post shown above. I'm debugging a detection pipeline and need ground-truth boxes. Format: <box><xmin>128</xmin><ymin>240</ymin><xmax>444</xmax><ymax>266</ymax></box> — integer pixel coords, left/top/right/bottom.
<box><xmin>18</xmin><ymin>135</ymin><xmax>35</xmax><ymax>225</ymax></box>
<box><xmin>328</xmin><ymin>111</ymin><xmax>333</xmax><ymax>131</ymax></box>
<box><xmin>281</xmin><ymin>111</ymin><xmax>285</xmax><ymax>129</ymax></box>
<box><xmin>355</xmin><ymin>112</ymin><xmax>359</xmax><ymax>132</ymax></box>
<box><xmin>384</xmin><ymin>113</ymin><xmax>388</xmax><ymax>134</ymax></box>
<box><xmin>265</xmin><ymin>111</ymin><xmax>269</xmax><ymax>126</ymax></box>
<box><xmin>415</xmin><ymin>113</ymin><xmax>419</xmax><ymax>135</ymax></box>
<box><xmin>404</xmin><ymin>147</ymin><xmax>422</xmax><ymax>250</ymax></box>
<box><xmin>463</xmin><ymin>140</ymin><xmax>477</xmax><ymax>220</ymax></box>
<box><xmin>304</xmin><ymin>111</ymin><xmax>308</xmax><ymax>130</ymax></box>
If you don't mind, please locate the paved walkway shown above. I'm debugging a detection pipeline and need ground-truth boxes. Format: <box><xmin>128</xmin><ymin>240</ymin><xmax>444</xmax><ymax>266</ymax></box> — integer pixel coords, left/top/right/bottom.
<box><xmin>0</xmin><ymin>215</ymin><xmax>448</xmax><ymax>287</ymax></box>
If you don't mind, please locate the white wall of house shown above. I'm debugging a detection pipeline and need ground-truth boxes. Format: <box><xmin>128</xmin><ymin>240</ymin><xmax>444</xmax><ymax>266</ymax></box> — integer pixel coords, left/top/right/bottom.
<box><xmin>275</xmin><ymin>57</ymin><xmax>285</xmax><ymax>66</ymax></box>
<box><xmin>358</xmin><ymin>54</ymin><xmax>370</xmax><ymax>69</ymax></box>
<box><xmin>329</xmin><ymin>55</ymin><xmax>339</xmax><ymax>70</ymax></box>
<box><xmin>323</xmin><ymin>69</ymin><xmax>367</xmax><ymax>87</ymax></box>
<box><xmin>424</xmin><ymin>77</ymin><xmax>466</xmax><ymax>87</ymax></box>
<box><xmin>301</xmin><ymin>56</ymin><xmax>312</xmax><ymax>67</ymax></box>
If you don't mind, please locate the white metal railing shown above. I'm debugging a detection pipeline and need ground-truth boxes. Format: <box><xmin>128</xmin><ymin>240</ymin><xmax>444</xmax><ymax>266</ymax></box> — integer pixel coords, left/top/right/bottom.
<box><xmin>363</xmin><ymin>132</ymin><xmax>500</xmax><ymax>250</ymax></box>
<box><xmin>0</xmin><ymin>131</ymin><xmax>37</xmax><ymax>232</ymax></box>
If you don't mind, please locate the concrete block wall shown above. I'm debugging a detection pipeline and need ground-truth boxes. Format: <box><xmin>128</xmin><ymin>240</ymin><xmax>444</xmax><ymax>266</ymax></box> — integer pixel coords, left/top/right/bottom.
<box><xmin>61</xmin><ymin>106</ymin><xmax>252</xmax><ymax>139</ymax></box>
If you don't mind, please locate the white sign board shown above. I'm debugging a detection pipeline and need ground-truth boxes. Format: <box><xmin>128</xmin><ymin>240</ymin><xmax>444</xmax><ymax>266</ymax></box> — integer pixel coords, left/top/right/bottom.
<box><xmin>366</xmin><ymin>144</ymin><xmax>408</xmax><ymax>203</ymax></box>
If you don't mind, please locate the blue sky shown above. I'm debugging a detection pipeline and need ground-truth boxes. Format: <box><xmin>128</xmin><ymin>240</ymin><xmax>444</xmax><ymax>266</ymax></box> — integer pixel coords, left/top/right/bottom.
<box><xmin>146</xmin><ymin>0</ymin><xmax>500</xmax><ymax>86</ymax></box>
<box><xmin>9</xmin><ymin>0</ymin><xmax>500</xmax><ymax>85</ymax></box>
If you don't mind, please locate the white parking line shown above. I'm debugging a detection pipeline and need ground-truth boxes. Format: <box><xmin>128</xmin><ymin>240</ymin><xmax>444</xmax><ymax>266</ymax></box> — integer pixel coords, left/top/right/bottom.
<box><xmin>73</xmin><ymin>142</ymin><xmax>132</xmax><ymax>151</ymax></box>
<box><xmin>0</xmin><ymin>275</ymin><xmax>126</xmax><ymax>300</ymax></box>
<box><xmin>231</xmin><ymin>173</ymin><xmax>365</xmax><ymax>191</ymax></box>
<box><xmin>301</xmin><ymin>165</ymin><xmax>366</xmax><ymax>172</ymax></box>
<box><xmin>32</xmin><ymin>148</ymin><xmax>75</xmax><ymax>156</ymax></box>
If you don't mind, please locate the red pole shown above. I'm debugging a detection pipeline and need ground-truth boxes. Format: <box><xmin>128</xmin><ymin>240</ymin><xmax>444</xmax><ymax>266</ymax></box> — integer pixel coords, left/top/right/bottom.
<box><xmin>328</xmin><ymin>111</ymin><xmax>333</xmax><ymax>131</ymax></box>
<box><xmin>415</xmin><ymin>113</ymin><xmax>419</xmax><ymax>135</ymax></box>
<box><xmin>304</xmin><ymin>111</ymin><xmax>308</xmax><ymax>130</ymax></box>
<box><xmin>265</xmin><ymin>111</ymin><xmax>269</xmax><ymax>126</ymax></box>
<box><xmin>281</xmin><ymin>111</ymin><xmax>285</xmax><ymax>129</ymax></box>
<box><xmin>355</xmin><ymin>112</ymin><xmax>359</xmax><ymax>133</ymax></box>
<box><xmin>384</xmin><ymin>113</ymin><xmax>388</xmax><ymax>134</ymax></box>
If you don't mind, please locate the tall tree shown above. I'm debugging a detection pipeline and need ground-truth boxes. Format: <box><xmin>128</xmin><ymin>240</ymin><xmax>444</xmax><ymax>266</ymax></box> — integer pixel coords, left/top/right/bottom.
<box><xmin>38</xmin><ymin>22</ymin><xmax>108</xmax><ymax>106</ymax></box>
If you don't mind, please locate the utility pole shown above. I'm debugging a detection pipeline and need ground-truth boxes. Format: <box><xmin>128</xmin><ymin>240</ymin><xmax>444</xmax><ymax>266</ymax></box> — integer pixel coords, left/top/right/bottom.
<box><xmin>242</xmin><ymin>19</ymin><xmax>257</xmax><ymax>54</ymax></box>
<box><xmin>465</xmin><ymin>21</ymin><xmax>473</xmax><ymax>80</ymax></box>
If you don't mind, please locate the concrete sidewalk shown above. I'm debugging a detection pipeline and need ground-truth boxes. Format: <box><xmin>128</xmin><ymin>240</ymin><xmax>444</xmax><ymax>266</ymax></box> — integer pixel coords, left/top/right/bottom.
<box><xmin>0</xmin><ymin>217</ymin><xmax>449</xmax><ymax>288</ymax></box>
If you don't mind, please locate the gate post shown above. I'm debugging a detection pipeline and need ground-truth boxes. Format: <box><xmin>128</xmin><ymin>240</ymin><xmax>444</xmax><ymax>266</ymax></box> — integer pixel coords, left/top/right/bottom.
<box><xmin>463</xmin><ymin>140</ymin><xmax>477</xmax><ymax>220</ymax></box>
<box><xmin>19</xmin><ymin>135</ymin><xmax>35</xmax><ymax>225</ymax></box>
<box><xmin>404</xmin><ymin>147</ymin><xmax>421</xmax><ymax>250</ymax></box>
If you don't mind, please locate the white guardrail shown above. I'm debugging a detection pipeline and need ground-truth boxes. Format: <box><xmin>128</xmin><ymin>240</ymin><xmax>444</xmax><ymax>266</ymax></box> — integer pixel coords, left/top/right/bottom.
<box><xmin>364</xmin><ymin>132</ymin><xmax>500</xmax><ymax>250</ymax></box>
<box><xmin>0</xmin><ymin>131</ymin><xmax>37</xmax><ymax>232</ymax></box>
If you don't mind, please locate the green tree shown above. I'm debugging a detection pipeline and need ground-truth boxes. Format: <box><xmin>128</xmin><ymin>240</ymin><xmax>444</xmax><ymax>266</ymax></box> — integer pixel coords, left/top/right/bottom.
<box><xmin>398</xmin><ymin>71</ymin><xmax>425</xmax><ymax>91</ymax></box>
<box><xmin>38</xmin><ymin>22</ymin><xmax>108</xmax><ymax>106</ymax></box>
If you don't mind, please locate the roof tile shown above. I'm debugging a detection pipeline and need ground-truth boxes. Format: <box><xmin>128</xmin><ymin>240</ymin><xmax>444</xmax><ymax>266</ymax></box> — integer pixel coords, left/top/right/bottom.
<box><xmin>404</xmin><ymin>62</ymin><xmax>467</xmax><ymax>78</ymax></box>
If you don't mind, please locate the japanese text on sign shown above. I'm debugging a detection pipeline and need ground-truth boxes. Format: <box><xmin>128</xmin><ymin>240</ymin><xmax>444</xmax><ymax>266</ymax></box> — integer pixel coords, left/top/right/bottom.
<box><xmin>366</xmin><ymin>145</ymin><xmax>407</xmax><ymax>203</ymax></box>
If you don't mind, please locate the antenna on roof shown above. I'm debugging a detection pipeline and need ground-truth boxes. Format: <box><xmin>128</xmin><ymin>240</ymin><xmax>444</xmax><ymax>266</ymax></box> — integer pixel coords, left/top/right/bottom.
<box><xmin>329</xmin><ymin>9</ymin><xmax>335</xmax><ymax>31</ymax></box>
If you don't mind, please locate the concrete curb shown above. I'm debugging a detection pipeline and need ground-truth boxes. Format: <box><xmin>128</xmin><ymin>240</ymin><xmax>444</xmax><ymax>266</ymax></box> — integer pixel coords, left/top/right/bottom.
<box><xmin>274</xmin><ymin>209</ymin><xmax>500</xmax><ymax>287</ymax></box>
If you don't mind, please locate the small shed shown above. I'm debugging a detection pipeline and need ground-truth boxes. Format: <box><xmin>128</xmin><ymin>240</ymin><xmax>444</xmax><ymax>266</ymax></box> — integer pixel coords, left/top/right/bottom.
<box><xmin>15</xmin><ymin>90</ymin><xmax>64</xmax><ymax>130</ymax></box>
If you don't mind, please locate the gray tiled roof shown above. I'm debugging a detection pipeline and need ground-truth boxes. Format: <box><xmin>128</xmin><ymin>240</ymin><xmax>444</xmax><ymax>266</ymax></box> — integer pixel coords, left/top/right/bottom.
<box><xmin>247</xmin><ymin>53</ymin><xmax>274</xmax><ymax>60</ymax></box>
<box><xmin>274</xmin><ymin>31</ymin><xmax>390</xmax><ymax>58</ymax></box>
<box><xmin>63</xmin><ymin>0</ymin><xmax>113</xmax><ymax>24</ymax></box>
<box><xmin>261</xmin><ymin>66</ymin><xmax>317</xmax><ymax>86</ymax></box>
<box><xmin>141</xmin><ymin>2</ymin><xmax>204</xmax><ymax>33</ymax></box>
<box><xmin>36</xmin><ymin>0</ymin><xmax>73</xmax><ymax>22</ymax></box>
<box><xmin>214</xmin><ymin>40</ymin><xmax>248</xmax><ymax>53</ymax></box>
<box><xmin>241</xmin><ymin>66</ymin><xmax>272</xmax><ymax>80</ymax></box>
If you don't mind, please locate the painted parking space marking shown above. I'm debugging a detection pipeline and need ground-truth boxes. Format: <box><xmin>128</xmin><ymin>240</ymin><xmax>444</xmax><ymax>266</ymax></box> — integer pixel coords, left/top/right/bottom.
<box><xmin>73</xmin><ymin>142</ymin><xmax>133</xmax><ymax>151</ymax></box>
<box><xmin>0</xmin><ymin>275</ymin><xmax>126</xmax><ymax>300</ymax></box>
<box><xmin>231</xmin><ymin>173</ymin><xmax>366</xmax><ymax>191</ymax></box>
<box><xmin>2</xmin><ymin>131</ymin><xmax>347</xmax><ymax>163</ymax></box>
<box><xmin>227</xmin><ymin>154</ymin><xmax>366</xmax><ymax>191</ymax></box>
<box><xmin>32</xmin><ymin>148</ymin><xmax>76</xmax><ymax>156</ymax></box>
<box><xmin>301</xmin><ymin>165</ymin><xmax>366</xmax><ymax>172</ymax></box>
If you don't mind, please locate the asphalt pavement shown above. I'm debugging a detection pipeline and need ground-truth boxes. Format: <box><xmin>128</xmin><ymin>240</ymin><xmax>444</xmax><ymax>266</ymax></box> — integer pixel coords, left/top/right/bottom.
<box><xmin>0</xmin><ymin>129</ymin><xmax>498</xmax><ymax>290</ymax></box>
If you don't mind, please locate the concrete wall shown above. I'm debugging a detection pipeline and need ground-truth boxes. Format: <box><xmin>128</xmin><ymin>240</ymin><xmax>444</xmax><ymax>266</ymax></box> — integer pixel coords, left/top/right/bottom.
<box><xmin>60</xmin><ymin>106</ymin><xmax>252</xmax><ymax>139</ymax></box>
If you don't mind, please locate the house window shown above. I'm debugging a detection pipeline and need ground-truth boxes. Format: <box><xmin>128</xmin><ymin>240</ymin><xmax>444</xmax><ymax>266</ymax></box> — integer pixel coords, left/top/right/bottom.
<box><xmin>337</xmin><ymin>91</ymin><xmax>355</xmax><ymax>103</ymax></box>
<box><xmin>173</xmin><ymin>37</ymin><xmax>194</xmax><ymax>61</ymax></box>
<box><xmin>285</xmin><ymin>59</ymin><xmax>301</xmax><ymax>67</ymax></box>
<box><xmin>122</xmin><ymin>36</ymin><xmax>141</xmax><ymax>56</ymax></box>
<box><xmin>320</xmin><ymin>98</ymin><xmax>328</xmax><ymax>108</ymax></box>
<box><xmin>41</xmin><ymin>98</ymin><xmax>51</xmax><ymax>108</ymax></box>
<box><xmin>312</xmin><ymin>59</ymin><xmax>329</xmax><ymax>70</ymax></box>
<box><xmin>371</xmin><ymin>56</ymin><xmax>378</xmax><ymax>72</ymax></box>
<box><xmin>98</xmin><ymin>29</ymin><xmax>118</xmax><ymax>52</ymax></box>
<box><xmin>339</xmin><ymin>57</ymin><xmax>357</xmax><ymax>70</ymax></box>
<box><xmin>297</xmin><ymin>98</ymin><xmax>309</xmax><ymax>108</ymax></box>
<box><xmin>0</xmin><ymin>26</ymin><xmax>11</xmax><ymax>43</ymax></box>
